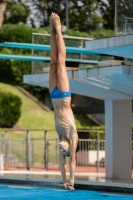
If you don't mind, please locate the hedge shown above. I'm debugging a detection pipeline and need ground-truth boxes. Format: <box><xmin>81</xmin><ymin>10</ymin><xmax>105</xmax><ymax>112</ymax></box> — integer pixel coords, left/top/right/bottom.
<box><xmin>0</xmin><ymin>91</ymin><xmax>22</xmax><ymax>127</ymax></box>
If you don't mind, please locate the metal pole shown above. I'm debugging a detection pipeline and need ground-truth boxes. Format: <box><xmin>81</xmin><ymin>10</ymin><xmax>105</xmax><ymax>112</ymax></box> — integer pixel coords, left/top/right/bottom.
<box><xmin>44</xmin><ymin>130</ymin><xmax>48</xmax><ymax>170</ymax></box>
<box><xmin>31</xmin><ymin>34</ymin><xmax>34</xmax><ymax>74</ymax></box>
<box><xmin>125</xmin><ymin>19</ymin><xmax>127</xmax><ymax>35</ymax></box>
<box><xmin>47</xmin><ymin>140</ymin><xmax>49</xmax><ymax>170</ymax></box>
<box><xmin>114</xmin><ymin>0</ymin><xmax>118</xmax><ymax>36</ymax></box>
<box><xmin>66</xmin><ymin>0</ymin><xmax>69</xmax><ymax>29</ymax></box>
<box><xmin>5</xmin><ymin>131</ymin><xmax>8</xmax><ymax>166</ymax></box>
<box><xmin>26</xmin><ymin>130</ymin><xmax>30</xmax><ymax>170</ymax></box>
<box><xmin>32</xmin><ymin>139</ymin><xmax>34</xmax><ymax>166</ymax></box>
<box><xmin>97</xmin><ymin>132</ymin><xmax>100</xmax><ymax>173</ymax></box>
<box><xmin>1</xmin><ymin>134</ymin><xmax>4</xmax><ymax>154</ymax></box>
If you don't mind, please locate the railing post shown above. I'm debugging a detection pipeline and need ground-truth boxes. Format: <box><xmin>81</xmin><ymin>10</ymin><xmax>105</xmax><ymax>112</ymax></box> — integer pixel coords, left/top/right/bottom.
<box><xmin>26</xmin><ymin>130</ymin><xmax>30</xmax><ymax>170</ymax></box>
<box><xmin>1</xmin><ymin>134</ymin><xmax>4</xmax><ymax>155</ymax></box>
<box><xmin>5</xmin><ymin>131</ymin><xmax>9</xmax><ymax>168</ymax></box>
<box><xmin>97</xmin><ymin>131</ymin><xmax>100</xmax><ymax>173</ymax></box>
<box><xmin>31</xmin><ymin>33</ymin><xmax>34</xmax><ymax>74</ymax></box>
<box><xmin>80</xmin><ymin>39</ymin><xmax>83</xmax><ymax>60</ymax></box>
<box><xmin>32</xmin><ymin>138</ymin><xmax>34</xmax><ymax>166</ymax></box>
<box><xmin>114</xmin><ymin>0</ymin><xmax>118</xmax><ymax>36</ymax></box>
<box><xmin>44</xmin><ymin>130</ymin><xmax>48</xmax><ymax>170</ymax></box>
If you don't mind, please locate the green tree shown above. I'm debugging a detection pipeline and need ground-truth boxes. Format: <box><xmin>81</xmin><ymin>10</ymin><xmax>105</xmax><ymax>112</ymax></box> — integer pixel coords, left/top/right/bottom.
<box><xmin>27</xmin><ymin>0</ymin><xmax>108</xmax><ymax>32</ymax></box>
<box><xmin>4</xmin><ymin>0</ymin><xmax>30</xmax><ymax>25</ymax></box>
<box><xmin>0</xmin><ymin>24</ymin><xmax>47</xmax><ymax>101</ymax></box>
<box><xmin>0</xmin><ymin>91</ymin><xmax>22</xmax><ymax>127</ymax></box>
<box><xmin>27</xmin><ymin>0</ymin><xmax>65</xmax><ymax>27</ymax></box>
<box><xmin>102</xmin><ymin>0</ymin><xmax>115</xmax><ymax>30</ymax></box>
<box><xmin>0</xmin><ymin>23</ymin><xmax>32</xmax><ymax>43</ymax></box>
<box><xmin>102</xmin><ymin>0</ymin><xmax>133</xmax><ymax>33</ymax></box>
<box><xmin>3</xmin><ymin>0</ymin><xmax>117</xmax><ymax>32</ymax></box>
<box><xmin>117</xmin><ymin>0</ymin><xmax>133</xmax><ymax>34</ymax></box>
<box><xmin>64</xmin><ymin>0</ymin><xmax>107</xmax><ymax>32</ymax></box>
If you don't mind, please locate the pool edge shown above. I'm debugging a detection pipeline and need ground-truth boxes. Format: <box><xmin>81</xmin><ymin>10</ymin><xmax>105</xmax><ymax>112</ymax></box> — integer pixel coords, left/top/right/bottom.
<box><xmin>0</xmin><ymin>176</ymin><xmax>133</xmax><ymax>194</ymax></box>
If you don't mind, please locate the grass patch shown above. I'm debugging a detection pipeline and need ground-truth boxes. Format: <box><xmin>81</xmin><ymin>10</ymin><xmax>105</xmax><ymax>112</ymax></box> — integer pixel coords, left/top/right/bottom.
<box><xmin>0</xmin><ymin>82</ymin><xmax>93</xmax><ymax>136</ymax></box>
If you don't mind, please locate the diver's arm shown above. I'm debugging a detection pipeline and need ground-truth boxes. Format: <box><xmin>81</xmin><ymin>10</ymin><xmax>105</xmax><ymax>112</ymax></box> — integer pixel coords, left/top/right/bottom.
<box><xmin>59</xmin><ymin>150</ymin><xmax>67</xmax><ymax>186</ymax></box>
<box><xmin>69</xmin><ymin>134</ymin><xmax>78</xmax><ymax>188</ymax></box>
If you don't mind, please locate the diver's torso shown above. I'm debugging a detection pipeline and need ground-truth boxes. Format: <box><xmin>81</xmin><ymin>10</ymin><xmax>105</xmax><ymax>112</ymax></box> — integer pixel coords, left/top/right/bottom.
<box><xmin>52</xmin><ymin>97</ymin><xmax>77</xmax><ymax>140</ymax></box>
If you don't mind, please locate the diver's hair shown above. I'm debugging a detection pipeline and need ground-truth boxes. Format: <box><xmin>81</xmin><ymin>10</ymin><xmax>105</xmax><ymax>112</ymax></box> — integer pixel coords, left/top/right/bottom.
<box><xmin>76</xmin><ymin>140</ymin><xmax>80</xmax><ymax>153</ymax></box>
<box><xmin>65</xmin><ymin>140</ymin><xmax>80</xmax><ymax>157</ymax></box>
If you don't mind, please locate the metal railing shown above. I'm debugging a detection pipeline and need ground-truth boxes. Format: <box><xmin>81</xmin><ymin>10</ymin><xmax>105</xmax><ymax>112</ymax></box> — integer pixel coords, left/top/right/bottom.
<box><xmin>31</xmin><ymin>33</ymin><xmax>98</xmax><ymax>74</ymax></box>
<box><xmin>1</xmin><ymin>129</ymin><xmax>130</xmax><ymax>172</ymax></box>
<box><xmin>116</xmin><ymin>0</ymin><xmax>133</xmax><ymax>35</ymax></box>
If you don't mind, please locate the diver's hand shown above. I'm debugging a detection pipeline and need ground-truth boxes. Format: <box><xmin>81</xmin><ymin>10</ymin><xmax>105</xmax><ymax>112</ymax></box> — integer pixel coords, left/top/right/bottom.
<box><xmin>67</xmin><ymin>185</ymin><xmax>75</xmax><ymax>190</ymax></box>
<box><xmin>63</xmin><ymin>183</ymin><xmax>67</xmax><ymax>189</ymax></box>
<box><xmin>64</xmin><ymin>183</ymin><xmax>75</xmax><ymax>190</ymax></box>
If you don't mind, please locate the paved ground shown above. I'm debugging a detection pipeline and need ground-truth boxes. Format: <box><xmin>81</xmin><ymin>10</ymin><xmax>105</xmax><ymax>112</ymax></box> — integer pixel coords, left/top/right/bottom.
<box><xmin>3</xmin><ymin>166</ymin><xmax>105</xmax><ymax>173</ymax></box>
<box><xmin>0</xmin><ymin>166</ymin><xmax>106</xmax><ymax>181</ymax></box>
<box><xmin>0</xmin><ymin>170</ymin><xmax>105</xmax><ymax>177</ymax></box>
<box><xmin>1</xmin><ymin>166</ymin><xmax>133</xmax><ymax>182</ymax></box>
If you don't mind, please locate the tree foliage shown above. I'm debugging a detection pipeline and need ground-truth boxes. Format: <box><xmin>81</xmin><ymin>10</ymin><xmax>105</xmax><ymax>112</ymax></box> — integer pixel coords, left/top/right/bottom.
<box><xmin>0</xmin><ymin>91</ymin><xmax>22</xmax><ymax>127</ymax></box>
<box><xmin>64</xmin><ymin>0</ymin><xmax>107</xmax><ymax>32</ymax></box>
<box><xmin>0</xmin><ymin>24</ymin><xmax>48</xmax><ymax>101</ymax></box>
<box><xmin>3</xmin><ymin>0</ymin><xmax>110</xmax><ymax>32</ymax></box>
<box><xmin>117</xmin><ymin>0</ymin><xmax>133</xmax><ymax>33</ymax></box>
<box><xmin>102</xmin><ymin>0</ymin><xmax>133</xmax><ymax>32</ymax></box>
<box><xmin>65</xmin><ymin>28</ymin><xmax>114</xmax><ymax>39</ymax></box>
<box><xmin>4</xmin><ymin>0</ymin><xmax>30</xmax><ymax>25</ymax></box>
<box><xmin>28</xmin><ymin>0</ymin><xmax>108</xmax><ymax>32</ymax></box>
<box><xmin>102</xmin><ymin>0</ymin><xmax>115</xmax><ymax>30</ymax></box>
<box><xmin>0</xmin><ymin>23</ymin><xmax>32</xmax><ymax>43</ymax></box>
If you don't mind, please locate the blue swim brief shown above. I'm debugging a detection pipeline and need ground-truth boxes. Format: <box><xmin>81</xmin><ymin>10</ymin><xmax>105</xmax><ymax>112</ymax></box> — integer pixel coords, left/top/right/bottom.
<box><xmin>50</xmin><ymin>87</ymin><xmax>71</xmax><ymax>99</ymax></box>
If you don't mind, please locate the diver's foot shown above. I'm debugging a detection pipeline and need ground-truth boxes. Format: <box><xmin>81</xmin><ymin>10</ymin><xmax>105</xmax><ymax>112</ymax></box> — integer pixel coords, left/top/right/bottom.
<box><xmin>53</xmin><ymin>13</ymin><xmax>61</xmax><ymax>31</ymax></box>
<box><xmin>49</xmin><ymin>12</ymin><xmax>55</xmax><ymax>32</ymax></box>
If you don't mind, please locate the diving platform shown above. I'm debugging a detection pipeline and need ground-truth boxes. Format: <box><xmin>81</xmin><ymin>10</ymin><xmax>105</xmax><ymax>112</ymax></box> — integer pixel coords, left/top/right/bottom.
<box><xmin>0</xmin><ymin>42</ymin><xmax>98</xmax><ymax>67</ymax></box>
<box><xmin>0</xmin><ymin>54</ymin><xmax>98</xmax><ymax>65</ymax></box>
<box><xmin>23</xmin><ymin>65</ymin><xmax>133</xmax><ymax>100</ymax></box>
<box><xmin>0</xmin><ymin>42</ymin><xmax>98</xmax><ymax>55</ymax></box>
<box><xmin>86</xmin><ymin>34</ymin><xmax>133</xmax><ymax>60</ymax></box>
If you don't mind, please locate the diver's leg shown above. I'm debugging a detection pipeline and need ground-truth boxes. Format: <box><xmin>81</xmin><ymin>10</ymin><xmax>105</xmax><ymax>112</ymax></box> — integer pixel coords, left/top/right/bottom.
<box><xmin>49</xmin><ymin>12</ymin><xmax>58</xmax><ymax>92</ymax></box>
<box><xmin>53</xmin><ymin>13</ymin><xmax>69</xmax><ymax>92</ymax></box>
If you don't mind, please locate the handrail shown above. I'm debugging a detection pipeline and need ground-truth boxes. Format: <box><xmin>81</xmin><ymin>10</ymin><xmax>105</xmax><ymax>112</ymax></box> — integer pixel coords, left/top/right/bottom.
<box><xmin>32</xmin><ymin>33</ymin><xmax>94</xmax><ymax>41</ymax></box>
<box><xmin>0</xmin><ymin>129</ymin><xmax>105</xmax><ymax>133</ymax></box>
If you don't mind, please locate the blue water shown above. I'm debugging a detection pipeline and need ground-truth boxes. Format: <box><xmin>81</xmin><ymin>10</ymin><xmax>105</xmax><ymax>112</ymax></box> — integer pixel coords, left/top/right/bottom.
<box><xmin>0</xmin><ymin>185</ymin><xmax>133</xmax><ymax>200</ymax></box>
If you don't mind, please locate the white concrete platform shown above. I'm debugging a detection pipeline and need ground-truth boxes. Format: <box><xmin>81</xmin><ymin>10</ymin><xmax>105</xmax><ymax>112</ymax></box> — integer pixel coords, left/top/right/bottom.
<box><xmin>86</xmin><ymin>34</ymin><xmax>133</xmax><ymax>59</ymax></box>
<box><xmin>24</xmin><ymin>65</ymin><xmax>133</xmax><ymax>100</ymax></box>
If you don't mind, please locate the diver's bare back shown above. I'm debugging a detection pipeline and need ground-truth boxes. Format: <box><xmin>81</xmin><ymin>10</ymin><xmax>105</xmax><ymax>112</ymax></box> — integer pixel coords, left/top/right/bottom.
<box><xmin>52</xmin><ymin>97</ymin><xmax>77</xmax><ymax>140</ymax></box>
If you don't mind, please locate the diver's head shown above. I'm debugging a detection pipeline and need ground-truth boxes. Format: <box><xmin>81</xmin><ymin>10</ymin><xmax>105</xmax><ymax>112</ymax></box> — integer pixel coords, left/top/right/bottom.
<box><xmin>59</xmin><ymin>140</ymin><xmax>70</xmax><ymax>156</ymax></box>
<box><xmin>59</xmin><ymin>139</ymin><xmax>80</xmax><ymax>157</ymax></box>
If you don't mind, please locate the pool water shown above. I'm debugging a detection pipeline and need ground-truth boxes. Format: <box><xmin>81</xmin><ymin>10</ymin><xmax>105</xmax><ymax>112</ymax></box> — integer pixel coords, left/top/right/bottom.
<box><xmin>0</xmin><ymin>185</ymin><xmax>133</xmax><ymax>200</ymax></box>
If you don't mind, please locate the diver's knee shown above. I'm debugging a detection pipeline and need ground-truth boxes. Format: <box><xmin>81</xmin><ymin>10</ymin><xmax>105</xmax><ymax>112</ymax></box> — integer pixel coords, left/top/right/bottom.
<box><xmin>50</xmin><ymin>60</ymin><xmax>57</xmax><ymax>66</ymax></box>
<box><xmin>57</xmin><ymin>55</ymin><xmax>65</xmax><ymax>65</ymax></box>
